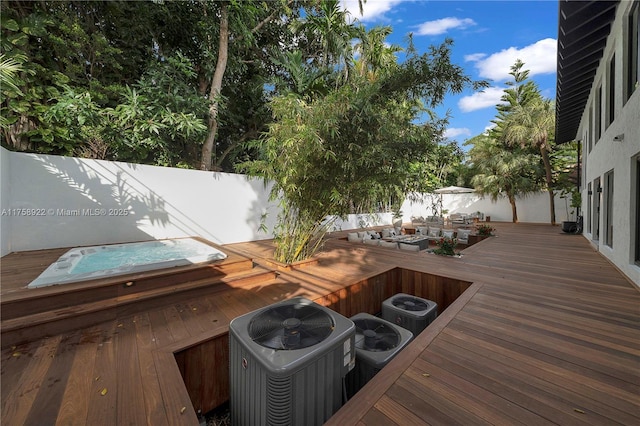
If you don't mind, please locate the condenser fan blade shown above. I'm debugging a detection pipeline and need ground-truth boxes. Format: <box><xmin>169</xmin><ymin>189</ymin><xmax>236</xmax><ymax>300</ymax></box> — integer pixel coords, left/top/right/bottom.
<box><xmin>393</xmin><ymin>297</ymin><xmax>429</xmax><ymax>311</ymax></box>
<box><xmin>248</xmin><ymin>303</ymin><xmax>334</xmax><ymax>350</ymax></box>
<box><xmin>354</xmin><ymin>318</ymin><xmax>400</xmax><ymax>351</ymax></box>
<box><xmin>377</xmin><ymin>333</ymin><xmax>399</xmax><ymax>350</ymax></box>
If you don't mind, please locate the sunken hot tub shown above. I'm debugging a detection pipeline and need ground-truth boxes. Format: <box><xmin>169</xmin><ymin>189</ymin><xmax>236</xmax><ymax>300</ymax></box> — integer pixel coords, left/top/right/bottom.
<box><xmin>28</xmin><ymin>237</ymin><xmax>227</xmax><ymax>288</ymax></box>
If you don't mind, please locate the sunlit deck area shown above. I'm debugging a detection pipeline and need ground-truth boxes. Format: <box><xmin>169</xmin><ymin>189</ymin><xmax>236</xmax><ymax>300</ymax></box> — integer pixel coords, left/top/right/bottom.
<box><xmin>1</xmin><ymin>222</ymin><xmax>639</xmax><ymax>425</ymax></box>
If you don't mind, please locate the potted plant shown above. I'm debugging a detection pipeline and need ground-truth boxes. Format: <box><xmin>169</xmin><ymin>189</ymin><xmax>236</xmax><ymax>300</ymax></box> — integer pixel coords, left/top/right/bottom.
<box><xmin>561</xmin><ymin>188</ymin><xmax>581</xmax><ymax>233</ymax></box>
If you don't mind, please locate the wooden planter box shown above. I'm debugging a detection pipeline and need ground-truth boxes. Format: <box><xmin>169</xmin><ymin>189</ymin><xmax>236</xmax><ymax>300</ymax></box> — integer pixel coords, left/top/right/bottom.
<box><xmin>263</xmin><ymin>257</ymin><xmax>320</xmax><ymax>271</ymax></box>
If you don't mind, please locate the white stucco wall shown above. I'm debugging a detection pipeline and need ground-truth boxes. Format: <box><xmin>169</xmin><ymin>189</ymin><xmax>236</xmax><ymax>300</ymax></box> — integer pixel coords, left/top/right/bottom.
<box><xmin>399</xmin><ymin>191</ymin><xmax>575</xmax><ymax>225</ymax></box>
<box><xmin>1</xmin><ymin>148</ymin><xmax>12</xmax><ymax>255</ymax></box>
<box><xmin>1</xmin><ymin>149</ymin><xmax>282</xmax><ymax>254</ymax></box>
<box><xmin>575</xmin><ymin>0</ymin><xmax>640</xmax><ymax>286</ymax></box>
<box><xmin>0</xmin><ymin>147</ymin><xmax>584</xmax><ymax>257</ymax></box>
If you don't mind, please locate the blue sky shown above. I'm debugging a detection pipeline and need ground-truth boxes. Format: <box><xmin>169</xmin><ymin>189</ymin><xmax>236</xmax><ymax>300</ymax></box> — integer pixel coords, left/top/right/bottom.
<box><xmin>340</xmin><ymin>0</ymin><xmax>558</xmax><ymax>146</ymax></box>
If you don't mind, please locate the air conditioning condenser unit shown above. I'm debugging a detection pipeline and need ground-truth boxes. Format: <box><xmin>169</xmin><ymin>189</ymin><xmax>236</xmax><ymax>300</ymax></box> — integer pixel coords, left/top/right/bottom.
<box><xmin>229</xmin><ymin>297</ymin><xmax>356</xmax><ymax>426</ymax></box>
<box><xmin>381</xmin><ymin>293</ymin><xmax>438</xmax><ymax>336</ymax></box>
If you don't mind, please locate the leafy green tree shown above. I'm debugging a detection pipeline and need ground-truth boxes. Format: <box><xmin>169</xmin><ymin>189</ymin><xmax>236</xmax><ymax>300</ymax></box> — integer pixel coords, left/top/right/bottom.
<box><xmin>500</xmin><ymin>62</ymin><xmax>557</xmax><ymax>224</ymax></box>
<box><xmin>0</xmin><ymin>1</ymin><xmax>160</xmax><ymax>155</ymax></box>
<box><xmin>270</xmin><ymin>50</ymin><xmax>331</xmax><ymax>100</ymax></box>
<box><xmin>293</xmin><ymin>0</ymin><xmax>358</xmax><ymax>78</ymax></box>
<box><xmin>353</xmin><ymin>25</ymin><xmax>402</xmax><ymax>80</ymax></box>
<box><xmin>466</xmin><ymin>60</ymin><xmax>558</xmax><ymax>223</ymax></box>
<box><xmin>467</xmin><ymin>133</ymin><xmax>540</xmax><ymax>222</ymax></box>
<box><xmin>35</xmin><ymin>53</ymin><xmax>208</xmax><ymax>165</ymax></box>
<box><xmin>241</xmin><ymin>39</ymin><xmax>483</xmax><ymax>263</ymax></box>
<box><xmin>192</xmin><ymin>0</ymin><xmax>311</xmax><ymax>171</ymax></box>
<box><xmin>0</xmin><ymin>53</ymin><xmax>26</xmax><ymax>130</ymax></box>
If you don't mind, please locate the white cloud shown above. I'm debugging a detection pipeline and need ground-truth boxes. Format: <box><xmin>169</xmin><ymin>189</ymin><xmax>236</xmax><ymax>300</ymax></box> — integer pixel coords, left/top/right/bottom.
<box><xmin>341</xmin><ymin>0</ymin><xmax>404</xmax><ymax>22</ymax></box>
<box><xmin>458</xmin><ymin>86</ymin><xmax>506</xmax><ymax>112</ymax></box>
<box><xmin>466</xmin><ymin>38</ymin><xmax>557</xmax><ymax>81</ymax></box>
<box><xmin>464</xmin><ymin>53</ymin><xmax>486</xmax><ymax>62</ymax></box>
<box><xmin>444</xmin><ymin>127</ymin><xmax>472</xmax><ymax>139</ymax></box>
<box><xmin>416</xmin><ymin>17</ymin><xmax>476</xmax><ymax>36</ymax></box>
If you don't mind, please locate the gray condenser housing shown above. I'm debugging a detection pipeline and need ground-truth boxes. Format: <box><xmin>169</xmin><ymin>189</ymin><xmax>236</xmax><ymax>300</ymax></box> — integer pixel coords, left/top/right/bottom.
<box><xmin>229</xmin><ymin>297</ymin><xmax>356</xmax><ymax>426</ymax></box>
<box><xmin>346</xmin><ymin>313</ymin><xmax>413</xmax><ymax>398</ymax></box>
<box><xmin>381</xmin><ymin>293</ymin><xmax>438</xmax><ymax>336</ymax></box>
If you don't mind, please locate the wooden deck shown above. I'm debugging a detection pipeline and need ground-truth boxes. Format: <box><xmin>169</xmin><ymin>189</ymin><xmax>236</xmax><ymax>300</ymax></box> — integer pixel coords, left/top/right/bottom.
<box><xmin>1</xmin><ymin>223</ymin><xmax>639</xmax><ymax>425</ymax></box>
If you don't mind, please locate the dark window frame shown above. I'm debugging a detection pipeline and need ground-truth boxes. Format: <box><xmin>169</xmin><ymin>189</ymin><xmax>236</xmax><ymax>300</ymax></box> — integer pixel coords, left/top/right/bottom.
<box><xmin>608</xmin><ymin>53</ymin><xmax>615</xmax><ymax>128</ymax></box>
<box><xmin>627</xmin><ymin>1</ymin><xmax>639</xmax><ymax>102</ymax></box>
<box><xmin>604</xmin><ymin>169</ymin><xmax>614</xmax><ymax>248</ymax></box>
<box><xmin>635</xmin><ymin>156</ymin><xmax>640</xmax><ymax>266</ymax></box>
<box><xmin>595</xmin><ymin>85</ymin><xmax>602</xmax><ymax>142</ymax></box>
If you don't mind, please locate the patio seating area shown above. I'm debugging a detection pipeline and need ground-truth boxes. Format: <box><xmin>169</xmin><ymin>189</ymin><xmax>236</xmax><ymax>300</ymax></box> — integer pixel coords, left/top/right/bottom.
<box><xmin>1</xmin><ymin>222</ymin><xmax>638</xmax><ymax>425</ymax></box>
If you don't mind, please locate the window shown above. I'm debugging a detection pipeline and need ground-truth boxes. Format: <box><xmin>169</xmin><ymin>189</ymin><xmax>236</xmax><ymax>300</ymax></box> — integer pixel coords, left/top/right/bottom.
<box><xmin>595</xmin><ymin>85</ymin><xmax>602</xmax><ymax>142</ymax></box>
<box><xmin>607</xmin><ymin>53</ymin><xmax>615</xmax><ymax>127</ymax></box>
<box><xmin>604</xmin><ymin>170</ymin><xmax>614</xmax><ymax>248</ymax></box>
<box><xmin>587</xmin><ymin>182</ymin><xmax>592</xmax><ymax>233</ymax></box>
<box><xmin>588</xmin><ymin>106</ymin><xmax>593</xmax><ymax>152</ymax></box>
<box><xmin>635</xmin><ymin>156</ymin><xmax>640</xmax><ymax>265</ymax></box>
<box><xmin>593</xmin><ymin>177</ymin><xmax>601</xmax><ymax>242</ymax></box>
<box><xmin>627</xmin><ymin>1</ymin><xmax>639</xmax><ymax>102</ymax></box>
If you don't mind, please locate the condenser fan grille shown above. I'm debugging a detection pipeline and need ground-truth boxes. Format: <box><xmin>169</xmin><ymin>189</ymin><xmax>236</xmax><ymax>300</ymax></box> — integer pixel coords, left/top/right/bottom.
<box><xmin>392</xmin><ymin>296</ymin><xmax>430</xmax><ymax>312</ymax></box>
<box><xmin>248</xmin><ymin>304</ymin><xmax>334</xmax><ymax>350</ymax></box>
<box><xmin>354</xmin><ymin>318</ymin><xmax>400</xmax><ymax>352</ymax></box>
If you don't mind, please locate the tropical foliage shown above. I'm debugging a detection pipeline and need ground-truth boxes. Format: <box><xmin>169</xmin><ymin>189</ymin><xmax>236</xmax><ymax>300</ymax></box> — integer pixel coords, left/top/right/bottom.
<box><xmin>0</xmin><ymin>0</ymin><xmax>308</xmax><ymax>168</ymax></box>
<box><xmin>465</xmin><ymin>60</ymin><xmax>559</xmax><ymax>223</ymax></box>
<box><xmin>2</xmin><ymin>0</ymin><xmax>491</xmax><ymax>263</ymax></box>
<box><xmin>241</xmin><ymin>36</ymin><xmax>484</xmax><ymax>262</ymax></box>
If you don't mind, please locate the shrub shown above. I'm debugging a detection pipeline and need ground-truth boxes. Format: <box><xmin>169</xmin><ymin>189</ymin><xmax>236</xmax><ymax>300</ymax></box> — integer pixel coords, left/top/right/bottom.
<box><xmin>476</xmin><ymin>224</ymin><xmax>495</xmax><ymax>236</ymax></box>
<box><xmin>433</xmin><ymin>236</ymin><xmax>457</xmax><ymax>256</ymax></box>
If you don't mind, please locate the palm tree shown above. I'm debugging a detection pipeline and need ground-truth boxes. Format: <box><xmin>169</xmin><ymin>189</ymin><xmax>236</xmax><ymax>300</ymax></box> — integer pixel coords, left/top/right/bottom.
<box><xmin>295</xmin><ymin>0</ymin><xmax>358</xmax><ymax>81</ymax></box>
<box><xmin>490</xmin><ymin>60</ymin><xmax>557</xmax><ymax>225</ymax></box>
<box><xmin>503</xmin><ymin>96</ymin><xmax>557</xmax><ymax>224</ymax></box>
<box><xmin>468</xmin><ymin>133</ymin><xmax>540</xmax><ymax>223</ymax></box>
<box><xmin>271</xmin><ymin>50</ymin><xmax>329</xmax><ymax>99</ymax></box>
<box><xmin>353</xmin><ymin>25</ymin><xmax>402</xmax><ymax>81</ymax></box>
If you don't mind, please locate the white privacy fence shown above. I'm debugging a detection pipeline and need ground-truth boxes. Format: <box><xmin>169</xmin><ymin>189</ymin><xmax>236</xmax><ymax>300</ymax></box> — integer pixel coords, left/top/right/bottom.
<box><xmin>0</xmin><ymin>147</ymin><xmax>573</xmax><ymax>256</ymax></box>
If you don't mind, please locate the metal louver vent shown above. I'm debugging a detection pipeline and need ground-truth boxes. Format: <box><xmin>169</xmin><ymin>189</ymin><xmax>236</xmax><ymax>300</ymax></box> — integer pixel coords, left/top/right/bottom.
<box><xmin>267</xmin><ymin>376</ymin><xmax>293</xmax><ymax>425</ymax></box>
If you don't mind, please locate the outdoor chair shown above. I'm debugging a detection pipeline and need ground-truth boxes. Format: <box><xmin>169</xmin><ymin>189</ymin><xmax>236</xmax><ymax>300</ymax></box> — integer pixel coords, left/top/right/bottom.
<box><xmin>425</xmin><ymin>216</ymin><xmax>444</xmax><ymax>225</ymax></box>
<box><xmin>450</xmin><ymin>213</ymin><xmax>471</xmax><ymax>225</ymax></box>
<box><xmin>426</xmin><ymin>226</ymin><xmax>442</xmax><ymax>242</ymax></box>
<box><xmin>347</xmin><ymin>232</ymin><xmax>361</xmax><ymax>242</ymax></box>
<box><xmin>381</xmin><ymin>228</ymin><xmax>397</xmax><ymax>238</ymax></box>
<box><xmin>442</xmin><ymin>229</ymin><xmax>455</xmax><ymax>239</ymax></box>
<box><xmin>456</xmin><ymin>229</ymin><xmax>471</xmax><ymax>244</ymax></box>
<box><xmin>415</xmin><ymin>226</ymin><xmax>429</xmax><ymax>235</ymax></box>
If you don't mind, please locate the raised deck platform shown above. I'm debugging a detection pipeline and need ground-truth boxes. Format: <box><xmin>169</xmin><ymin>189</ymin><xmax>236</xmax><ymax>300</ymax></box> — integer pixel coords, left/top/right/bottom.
<box><xmin>1</xmin><ymin>224</ymin><xmax>639</xmax><ymax>425</ymax></box>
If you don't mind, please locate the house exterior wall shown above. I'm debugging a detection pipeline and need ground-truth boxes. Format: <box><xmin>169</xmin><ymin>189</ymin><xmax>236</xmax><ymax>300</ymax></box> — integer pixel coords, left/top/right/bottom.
<box><xmin>576</xmin><ymin>1</ymin><xmax>640</xmax><ymax>286</ymax></box>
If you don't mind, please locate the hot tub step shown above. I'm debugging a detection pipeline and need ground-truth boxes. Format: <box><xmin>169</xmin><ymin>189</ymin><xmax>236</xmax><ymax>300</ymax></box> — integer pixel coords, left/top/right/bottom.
<box><xmin>1</xmin><ymin>267</ymin><xmax>276</xmax><ymax>348</ymax></box>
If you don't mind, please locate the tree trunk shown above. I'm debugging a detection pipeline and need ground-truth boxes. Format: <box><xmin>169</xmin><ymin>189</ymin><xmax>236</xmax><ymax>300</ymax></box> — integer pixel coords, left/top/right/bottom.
<box><xmin>200</xmin><ymin>2</ymin><xmax>229</xmax><ymax>171</ymax></box>
<box><xmin>539</xmin><ymin>142</ymin><xmax>556</xmax><ymax>225</ymax></box>
<box><xmin>509</xmin><ymin>193</ymin><xmax>518</xmax><ymax>223</ymax></box>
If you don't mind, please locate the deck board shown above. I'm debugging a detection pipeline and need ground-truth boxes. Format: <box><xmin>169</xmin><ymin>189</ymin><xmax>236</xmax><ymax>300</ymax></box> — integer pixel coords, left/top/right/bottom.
<box><xmin>1</xmin><ymin>224</ymin><xmax>639</xmax><ymax>425</ymax></box>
